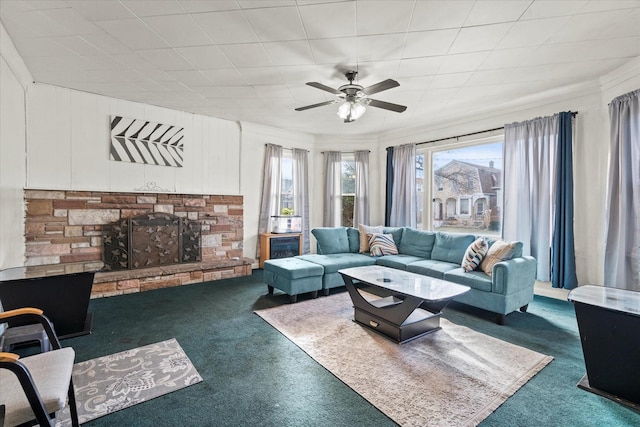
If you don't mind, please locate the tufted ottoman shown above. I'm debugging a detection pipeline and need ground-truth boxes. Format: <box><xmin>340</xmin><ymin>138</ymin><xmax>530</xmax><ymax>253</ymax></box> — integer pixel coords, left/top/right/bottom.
<box><xmin>263</xmin><ymin>258</ymin><xmax>324</xmax><ymax>303</ymax></box>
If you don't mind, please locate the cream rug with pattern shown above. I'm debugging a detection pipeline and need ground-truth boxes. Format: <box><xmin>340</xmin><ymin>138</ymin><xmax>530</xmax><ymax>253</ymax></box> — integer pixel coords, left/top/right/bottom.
<box><xmin>56</xmin><ymin>338</ymin><xmax>202</xmax><ymax>426</ymax></box>
<box><xmin>255</xmin><ymin>292</ymin><xmax>553</xmax><ymax>427</ymax></box>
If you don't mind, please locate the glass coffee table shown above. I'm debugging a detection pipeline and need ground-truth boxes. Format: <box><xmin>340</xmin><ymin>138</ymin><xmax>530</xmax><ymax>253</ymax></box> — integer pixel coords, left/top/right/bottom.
<box><xmin>339</xmin><ymin>265</ymin><xmax>470</xmax><ymax>344</ymax></box>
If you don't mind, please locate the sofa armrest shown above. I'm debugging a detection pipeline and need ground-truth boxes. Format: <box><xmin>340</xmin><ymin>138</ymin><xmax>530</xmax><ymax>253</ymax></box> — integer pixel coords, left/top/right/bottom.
<box><xmin>492</xmin><ymin>256</ymin><xmax>537</xmax><ymax>294</ymax></box>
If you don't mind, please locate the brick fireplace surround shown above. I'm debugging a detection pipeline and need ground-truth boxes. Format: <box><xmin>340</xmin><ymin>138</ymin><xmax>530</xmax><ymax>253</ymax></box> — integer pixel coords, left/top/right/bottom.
<box><xmin>24</xmin><ymin>190</ymin><xmax>252</xmax><ymax>298</ymax></box>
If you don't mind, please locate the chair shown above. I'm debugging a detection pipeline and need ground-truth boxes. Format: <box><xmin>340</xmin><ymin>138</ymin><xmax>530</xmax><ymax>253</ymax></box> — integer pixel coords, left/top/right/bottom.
<box><xmin>0</xmin><ymin>307</ymin><xmax>79</xmax><ymax>427</ymax></box>
<box><xmin>1</xmin><ymin>298</ymin><xmax>50</xmax><ymax>353</ymax></box>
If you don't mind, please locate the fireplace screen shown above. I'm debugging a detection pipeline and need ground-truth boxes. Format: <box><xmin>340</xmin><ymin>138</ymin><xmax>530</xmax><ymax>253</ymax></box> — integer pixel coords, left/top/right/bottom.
<box><xmin>102</xmin><ymin>213</ymin><xmax>201</xmax><ymax>271</ymax></box>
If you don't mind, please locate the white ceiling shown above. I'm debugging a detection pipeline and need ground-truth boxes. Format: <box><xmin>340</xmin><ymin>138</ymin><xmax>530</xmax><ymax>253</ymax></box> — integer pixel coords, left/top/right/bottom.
<box><xmin>1</xmin><ymin>0</ymin><xmax>639</xmax><ymax>136</ymax></box>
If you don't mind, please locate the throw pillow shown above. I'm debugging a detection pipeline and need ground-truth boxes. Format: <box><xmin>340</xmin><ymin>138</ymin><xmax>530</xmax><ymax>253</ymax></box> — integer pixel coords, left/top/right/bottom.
<box><xmin>358</xmin><ymin>224</ymin><xmax>383</xmax><ymax>253</ymax></box>
<box><xmin>368</xmin><ymin>233</ymin><xmax>398</xmax><ymax>257</ymax></box>
<box><xmin>311</xmin><ymin>228</ymin><xmax>350</xmax><ymax>255</ymax></box>
<box><xmin>461</xmin><ymin>238</ymin><xmax>489</xmax><ymax>272</ymax></box>
<box><xmin>480</xmin><ymin>239</ymin><xmax>516</xmax><ymax>276</ymax></box>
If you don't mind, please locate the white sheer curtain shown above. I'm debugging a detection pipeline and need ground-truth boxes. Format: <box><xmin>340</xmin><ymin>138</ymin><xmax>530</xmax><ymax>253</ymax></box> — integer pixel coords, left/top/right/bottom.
<box><xmin>353</xmin><ymin>150</ymin><xmax>370</xmax><ymax>226</ymax></box>
<box><xmin>257</xmin><ymin>144</ymin><xmax>282</xmax><ymax>257</ymax></box>
<box><xmin>390</xmin><ymin>143</ymin><xmax>417</xmax><ymax>227</ymax></box>
<box><xmin>605</xmin><ymin>89</ymin><xmax>640</xmax><ymax>291</ymax></box>
<box><xmin>503</xmin><ymin>115</ymin><xmax>558</xmax><ymax>281</ymax></box>
<box><xmin>323</xmin><ymin>151</ymin><xmax>342</xmax><ymax>227</ymax></box>
<box><xmin>292</xmin><ymin>148</ymin><xmax>310</xmax><ymax>254</ymax></box>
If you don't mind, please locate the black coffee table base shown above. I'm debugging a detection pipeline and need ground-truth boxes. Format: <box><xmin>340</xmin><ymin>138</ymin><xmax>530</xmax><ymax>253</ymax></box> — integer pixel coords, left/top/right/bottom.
<box><xmin>345</xmin><ymin>283</ymin><xmax>450</xmax><ymax>344</ymax></box>
<box><xmin>353</xmin><ymin>296</ymin><xmax>442</xmax><ymax>343</ymax></box>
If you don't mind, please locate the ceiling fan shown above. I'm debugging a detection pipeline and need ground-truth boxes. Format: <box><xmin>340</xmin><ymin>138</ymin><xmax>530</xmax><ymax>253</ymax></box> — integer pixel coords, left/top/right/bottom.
<box><xmin>295</xmin><ymin>71</ymin><xmax>407</xmax><ymax>123</ymax></box>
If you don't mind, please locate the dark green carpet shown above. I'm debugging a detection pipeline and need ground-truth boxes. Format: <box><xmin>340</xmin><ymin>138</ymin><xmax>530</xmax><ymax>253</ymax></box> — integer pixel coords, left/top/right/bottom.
<box><xmin>52</xmin><ymin>271</ymin><xmax>640</xmax><ymax>426</ymax></box>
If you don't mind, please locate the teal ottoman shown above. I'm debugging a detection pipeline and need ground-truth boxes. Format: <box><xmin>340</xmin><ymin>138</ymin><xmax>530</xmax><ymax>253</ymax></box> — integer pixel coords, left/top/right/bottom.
<box><xmin>263</xmin><ymin>258</ymin><xmax>324</xmax><ymax>303</ymax></box>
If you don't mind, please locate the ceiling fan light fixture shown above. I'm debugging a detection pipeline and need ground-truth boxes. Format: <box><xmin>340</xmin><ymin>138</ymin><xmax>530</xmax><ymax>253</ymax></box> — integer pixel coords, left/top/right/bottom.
<box><xmin>337</xmin><ymin>100</ymin><xmax>366</xmax><ymax>122</ymax></box>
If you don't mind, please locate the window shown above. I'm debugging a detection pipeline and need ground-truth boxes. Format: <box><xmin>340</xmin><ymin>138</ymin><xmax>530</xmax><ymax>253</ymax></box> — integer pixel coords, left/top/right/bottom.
<box><xmin>417</xmin><ymin>139</ymin><xmax>503</xmax><ymax>236</ymax></box>
<box><xmin>459</xmin><ymin>197</ymin><xmax>470</xmax><ymax>216</ymax></box>
<box><xmin>341</xmin><ymin>155</ymin><xmax>356</xmax><ymax>227</ymax></box>
<box><xmin>279</xmin><ymin>152</ymin><xmax>293</xmax><ymax>215</ymax></box>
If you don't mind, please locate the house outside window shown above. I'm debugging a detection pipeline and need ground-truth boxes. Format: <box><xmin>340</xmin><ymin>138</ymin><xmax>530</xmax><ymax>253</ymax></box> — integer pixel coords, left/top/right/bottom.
<box><xmin>416</xmin><ymin>139</ymin><xmax>503</xmax><ymax>236</ymax></box>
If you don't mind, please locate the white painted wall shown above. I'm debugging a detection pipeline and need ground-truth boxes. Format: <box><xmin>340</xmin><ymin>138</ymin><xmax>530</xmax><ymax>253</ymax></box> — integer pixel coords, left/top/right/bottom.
<box><xmin>0</xmin><ymin>23</ymin><xmax>30</xmax><ymax>269</ymax></box>
<box><xmin>26</xmin><ymin>84</ymin><xmax>241</xmax><ymax>195</ymax></box>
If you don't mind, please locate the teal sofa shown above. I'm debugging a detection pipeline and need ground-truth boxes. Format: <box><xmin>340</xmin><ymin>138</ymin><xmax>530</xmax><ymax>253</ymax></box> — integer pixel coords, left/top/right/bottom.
<box><xmin>295</xmin><ymin>227</ymin><xmax>536</xmax><ymax>325</ymax></box>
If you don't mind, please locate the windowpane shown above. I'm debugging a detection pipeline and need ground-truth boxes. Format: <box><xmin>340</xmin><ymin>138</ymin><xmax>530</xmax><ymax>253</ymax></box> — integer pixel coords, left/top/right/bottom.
<box><xmin>428</xmin><ymin>142</ymin><xmax>503</xmax><ymax>236</ymax></box>
<box><xmin>342</xmin><ymin>159</ymin><xmax>355</xmax><ymax>195</ymax></box>
<box><xmin>341</xmin><ymin>156</ymin><xmax>355</xmax><ymax>227</ymax></box>
<box><xmin>416</xmin><ymin>155</ymin><xmax>424</xmax><ymax>229</ymax></box>
<box><xmin>280</xmin><ymin>155</ymin><xmax>293</xmax><ymax>215</ymax></box>
<box><xmin>342</xmin><ymin>195</ymin><xmax>354</xmax><ymax>227</ymax></box>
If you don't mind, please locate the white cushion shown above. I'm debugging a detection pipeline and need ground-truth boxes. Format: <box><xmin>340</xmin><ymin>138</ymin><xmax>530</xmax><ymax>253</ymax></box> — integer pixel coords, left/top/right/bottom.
<box><xmin>1</xmin><ymin>347</ymin><xmax>75</xmax><ymax>426</ymax></box>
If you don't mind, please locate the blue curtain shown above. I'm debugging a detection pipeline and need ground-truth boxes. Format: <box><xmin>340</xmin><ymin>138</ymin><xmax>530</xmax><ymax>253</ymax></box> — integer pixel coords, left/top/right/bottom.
<box><xmin>384</xmin><ymin>146</ymin><xmax>394</xmax><ymax>226</ymax></box>
<box><xmin>551</xmin><ymin>112</ymin><xmax>578</xmax><ymax>289</ymax></box>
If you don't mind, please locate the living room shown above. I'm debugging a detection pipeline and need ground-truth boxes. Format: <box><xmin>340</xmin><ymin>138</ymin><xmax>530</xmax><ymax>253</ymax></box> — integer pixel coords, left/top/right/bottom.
<box><xmin>1</xmin><ymin>1</ymin><xmax>639</xmax><ymax>426</ymax></box>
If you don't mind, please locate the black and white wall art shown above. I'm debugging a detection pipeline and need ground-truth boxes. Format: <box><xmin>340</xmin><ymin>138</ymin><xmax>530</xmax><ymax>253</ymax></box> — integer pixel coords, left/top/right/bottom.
<box><xmin>110</xmin><ymin>116</ymin><xmax>185</xmax><ymax>167</ymax></box>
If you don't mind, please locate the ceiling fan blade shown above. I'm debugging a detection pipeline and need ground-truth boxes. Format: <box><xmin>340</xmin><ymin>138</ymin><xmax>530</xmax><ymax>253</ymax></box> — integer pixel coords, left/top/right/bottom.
<box><xmin>295</xmin><ymin>100</ymin><xmax>337</xmax><ymax>111</ymax></box>
<box><xmin>306</xmin><ymin>82</ymin><xmax>341</xmax><ymax>95</ymax></box>
<box><xmin>361</xmin><ymin>79</ymin><xmax>400</xmax><ymax>95</ymax></box>
<box><xmin>367</xmin><ymin>99</ymin><xmax>407</xmax><ymax>113</ymax></box>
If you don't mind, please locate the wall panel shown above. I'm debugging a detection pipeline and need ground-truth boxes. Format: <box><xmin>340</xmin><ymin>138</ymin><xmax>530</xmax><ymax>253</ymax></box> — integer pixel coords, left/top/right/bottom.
<box><xmin>26</xmin><ymin>84</ymin><xmax>240</xmax><ymax>195</ymax></box>
<box><xmin>0</xmin><ymin>56</ymin><xmax>26</xmax><ymax>268</ymax></box>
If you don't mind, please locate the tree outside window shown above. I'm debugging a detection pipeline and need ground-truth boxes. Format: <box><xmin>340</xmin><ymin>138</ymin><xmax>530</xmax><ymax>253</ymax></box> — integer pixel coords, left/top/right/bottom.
<box><xmin>342</xmin><ymin>158</ymin><xmax>355</xmax><ymax>226</ymax></box>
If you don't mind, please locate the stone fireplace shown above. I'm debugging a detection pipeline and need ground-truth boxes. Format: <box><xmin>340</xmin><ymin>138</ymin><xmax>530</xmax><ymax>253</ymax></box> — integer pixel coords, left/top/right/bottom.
<box><xmin>24</xmin><ymin>190</ymin><xmax>252</xmax><ymax>297</ymax></box>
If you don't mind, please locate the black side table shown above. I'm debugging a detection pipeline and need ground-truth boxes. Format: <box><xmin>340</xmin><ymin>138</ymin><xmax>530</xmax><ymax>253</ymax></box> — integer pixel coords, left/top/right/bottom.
<box><xmin>568</xmin><ymin>285</ymin><xmax>640</xmax><ymax>411</ymax></box>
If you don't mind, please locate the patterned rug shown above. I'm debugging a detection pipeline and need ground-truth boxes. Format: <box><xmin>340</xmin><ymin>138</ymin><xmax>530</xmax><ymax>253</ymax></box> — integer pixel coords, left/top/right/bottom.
<box><xmin>56</xmin><ymin>338</ymin><xmax>202</xmax><ymax>426</ymax></box>
<box><xmin>255</xmin><ymin>292</ymin><xmax>553</xmax><ymax>427</ymax></box>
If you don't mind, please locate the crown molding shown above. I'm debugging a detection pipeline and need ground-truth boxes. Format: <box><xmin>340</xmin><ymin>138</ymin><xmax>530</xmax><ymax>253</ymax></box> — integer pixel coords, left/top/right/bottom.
<box><xmin>0</xmin><ymin>20</ymin><xmax>33</xmax><ymax>90</ymax></box>
<box><xmin>599</xmin><ymin>57</ymin><xmax>640</xmax><ymax>91</ymax></box>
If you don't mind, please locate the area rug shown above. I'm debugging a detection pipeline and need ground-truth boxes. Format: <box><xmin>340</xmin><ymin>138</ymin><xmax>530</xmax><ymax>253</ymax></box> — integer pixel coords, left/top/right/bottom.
<box><xmin>55</xmin><ymin>338</ymin><xmax>202</xmax><ymax>426</ymax></box>
<box><xmin>255</xmin><ymin>292</ymin><xmax>553</xmax><ymax>427</ymax></box>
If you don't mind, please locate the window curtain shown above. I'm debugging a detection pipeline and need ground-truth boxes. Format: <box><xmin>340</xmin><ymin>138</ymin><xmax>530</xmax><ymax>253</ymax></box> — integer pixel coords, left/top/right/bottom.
<box><xmin>257</xmin><ymin>143</ymin><xmax>282</xmax><ymax>257</ymax></box>
<box><xmin>323</xmin><ymin>151</ymin><xmax>342</xmax><ymax>227</ymax></box>
<box><xmin>385</xmin><ymin>146</ymin><xmax>394</xmax><ymax>226</ymax></box>
<box><xmin>503</xmin><ymin>116</ymin><xmax>558</xmax><ymax>281</ymax></box>
<box><xmin>389</xmin><ymin>144</ymin><xmax>417</xmax><ymax>227</ymax></box>
<box><xmin>551</xmin><ymin>112</ymin><xmax>578</xmax><ymax>289</ymax></box>
<box><xmin>353</xmin><ymin>150</ymin><xmax>370</xmax><ymax>226</ymax></box>
<box><xmin>605</xmin><ymin>89</ymin><xmax>640</xmax><ymax>291</ymax></box>
<box><xmin>292</xmin><ymin>148</ymin><xmax>310</xmax><ymax>254</ymax></box>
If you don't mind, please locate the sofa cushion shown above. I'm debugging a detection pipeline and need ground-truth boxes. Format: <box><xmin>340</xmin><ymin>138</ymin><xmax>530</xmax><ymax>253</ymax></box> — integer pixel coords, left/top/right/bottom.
<box><xmin>296</xmin><ymin>253</ymin><xmax>376</xmax><ymax>274</ymax></box>
<box><xmin>461</xmin><ymin>238</ymin><xmax>489</xmax><ymax>272</ymax></box>
<box><xmin>444</xmin><ymin>268</ymin><xmax>493</xmax><ymax>292</ymax></box>
<box><xmin>346</xmin><ymin>227</ymin><xmax>360</xmax><ymax>253</ymax></box>
<box><xmin>398</xmin><ymin>228</ymin><xmax>436</xmax><ymax>258</ymax></box>
<box><xmin>484</xmin><ymin>238</ymin><xmax>523</xmax><ymax>258</ymax></box>
<box><xmin>368</xmin><ymin>233</ymin><xmax>398</xmax><ymax>257</ymax></box>
<box><xmin>263</xmin><ymin>258</ymin><xmax>324</xmax><ymax>279</ymax></box>
<box><xmin>480</xmin><ymin>240</ymin><xmax>516</xmax><ymax>276</ymax></box>
<box><xmin>431</xmin><ymin>233</ymin><xmax>475</xmax><ymax>264</ymax></box>
<box><xmin>358</xmin><ymin>224</ymin><xmax>383</xmax><ymax>252</ymax></box>
<box><xmin>312</xmin><ymin>227</ymin><xmax>350</xmax><ymax>254</ymax></box>
<box><xmin>383</xmin><ymin>227</ymin><xmax>404</xmax><ymax>247</ymax></box>
<box><xmin>406</xmin><ymin>259</ymin><xmax>459</xmax><ymax>279</ymax></box>
<box><xmin>375</xmin><ymin>254</ymin><xmax>426</xmax><ymax>270</ymax></box>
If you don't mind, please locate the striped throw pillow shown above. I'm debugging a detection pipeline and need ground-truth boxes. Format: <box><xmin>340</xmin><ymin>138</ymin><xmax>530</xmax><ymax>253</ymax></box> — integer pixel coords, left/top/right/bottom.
<box><xmin>461</xmin><ymin>238</ymin><xmax>489</xmax><ymax>272</ymax></box>
<box><xmin>367</xmin><ymin>233</ymin><xmax>398</xmax><ymax>257</ymax></box>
